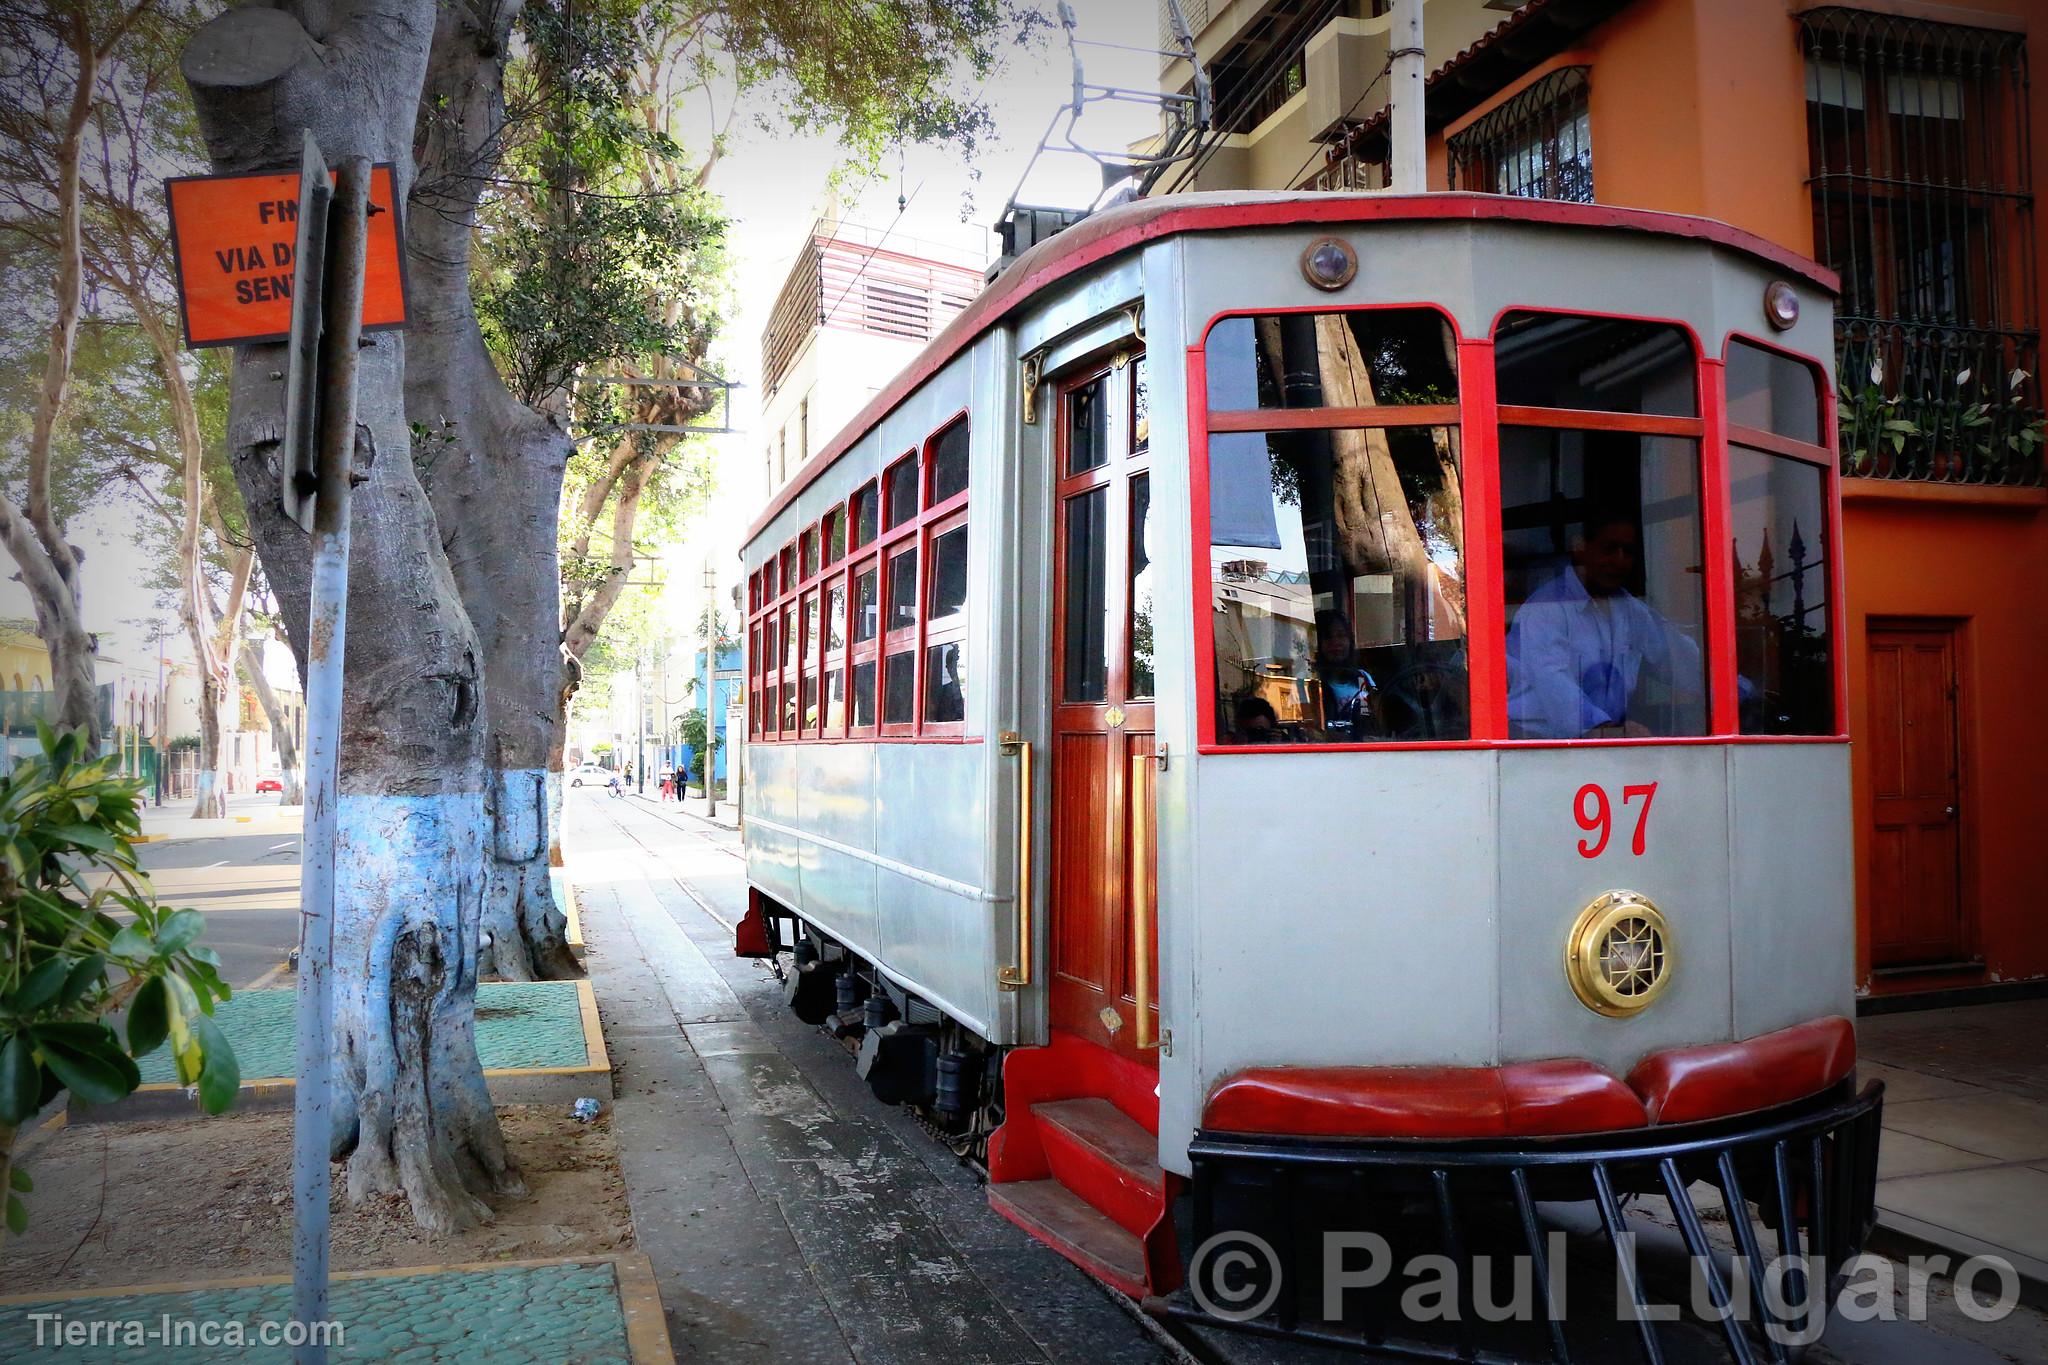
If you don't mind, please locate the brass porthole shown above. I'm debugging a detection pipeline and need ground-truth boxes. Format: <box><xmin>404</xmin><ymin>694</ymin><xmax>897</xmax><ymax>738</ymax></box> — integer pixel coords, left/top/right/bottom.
<box><xmin>1566</xmin><ymin>891</ymin><xmax>1673</xmax><ymax>1017</ymax></box>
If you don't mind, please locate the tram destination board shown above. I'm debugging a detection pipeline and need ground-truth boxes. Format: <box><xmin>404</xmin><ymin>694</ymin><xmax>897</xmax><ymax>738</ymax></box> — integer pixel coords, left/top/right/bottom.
<box><xmin>164</xmin><ymin>163</ymin><xmax>409</xmax><ymax>348</ymax></box>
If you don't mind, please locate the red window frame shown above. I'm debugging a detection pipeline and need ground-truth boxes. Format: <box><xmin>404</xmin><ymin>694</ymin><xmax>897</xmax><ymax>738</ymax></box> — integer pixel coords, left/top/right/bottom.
<box><xmin>779</xmin><ymin>599</ymin><xmax>797</xmax><ymax>739</ymax></box>
<box><xmin>819</xmin><ymin>570</ymin><xmax>849</xmax><ymax>737</ymax></box>
<box><xmin>917</xmin><ymin>506</ymin><xmax>970</xmax><ymax>736</ymax></box>
<box><xmin>822</xmin><ymin>505</ymin><xmax>846</xmax><ymax>567</ymax></box>
<box><xmin>1189</xmin><ymin>302</ymin><xmax>1842</xmax><ymax>755</ymax></box>
<box><xmin>1191</xmin><ymin>303</ymin><xmax>1473</xmax><ymax>753</ymax></box>
<box><xmin>849</xmin><ymin>480</ymin><xmax>879</xmax><ymax>551</ymax></box>
<box><xmin>879</xmin><ymin>537</ymin><xmax>920</xmax><ymax>737</ymax></box>
<box><xmin>883</xmin><ymin>452</ymin><xmax>918</xmax><ymax>532</ymax></box>
<box><xmin>798</xmin><ymin>587</ymin><xmax>821</xmax><ymax>737</ymax></box>
<box><xmin>848</xmin><ymin>552</ymin><xmax>881</xmax><ymax>737</ymax></box>
<box><xmin>799</xmin><ymin>526</ymin><xmax>819</xmax><ymax>582</ymax></box>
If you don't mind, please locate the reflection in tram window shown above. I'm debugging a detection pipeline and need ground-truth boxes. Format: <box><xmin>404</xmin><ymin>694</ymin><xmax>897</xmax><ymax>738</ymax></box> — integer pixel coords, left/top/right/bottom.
<box><xmin>850</xmin><ymin>482</ymin><xmax>878</xmax><ymax>548</ymax></box>
<box><xmin>928</xmin><ymin>418</ymin><xmax>970</xmax><ymax>505</ymax></box>
<box><xmin>886</xmin><ymin>548</ymin><xmax>918</xmax><ymax>631</ymax></box>
<box><xmin>824</xmin><ymin>665</ymin><xmax>846</xmax><ymax>731</ymax></box>
<box><xmin>1208</xmin><ymin>426</ymin><xmax>1469</xmax><ymax>744</ymax></box>
<box><xmin>1130</xmin><ymin>474</ymin><xmax>1155</xmax><ymax>700</ymax></box>
<box><xmin>824</xmin><ymin>581</ymin><xmax>846</xmax><ymax>653</ymax></box>
<box><xmin>1493</xmin><ymin>313</ymin><xmax>1696</xmax><ymax>416</ymax></box>
<box><xmin>883</xmin><ymin>650</ymin><xmax>915</xmax><ymax>726</ymax></box>
<box><xmin>1067</xmin><ymin>375</ymin><xmax>1109</xmax><ymax>475</ymax></box>
<box><xmin>927</xmin><ymin>525</ymin><xmax>968</xmax><ymax>623</ymax></box>
<box><xmin>1205</xmin><ymin>309</ymin><xmax>1458</xmax><ymax>411</ymax></box>
<box><xmin>1725</xmin><ymin>339</ymin><xmax>1822</xmax><ymax>443</ymax></box>
<box><xmin>884</xmin><ymin>453</ymin><xmax>917</xmax><ymax>529</ymax></box>
<box><xmin>1063</xmin><ymin>487</ymin><xmax>1111</xmax><ymax>703</ymax></box>
<box><xmin>925</xmin><ymin>642</ymin><xmax>966</xmax><ymax>724</ymax></box>
<box><xmin>1500</xmin><ymin>429</ymin><xmax>1708</xmax><ymax>739</ymax></box>
<box><xmin>1132</xmin><ymin>355</ymin><xmax>1150</xmax><ymax>451</ymax></box>
<box><xmin>853</xmin><ymin>566</ymin><xmax>879</xmax><ymax>643</ymax></box>
<box><xmin>1731</xmin><ymin>447</ymin><xmax>1833</xmax><ymax>734</ymax></box>
<box><xmin>851</xmin><ymin>659</ymin><xmax>877</xmax><ymax>729</ymax></box>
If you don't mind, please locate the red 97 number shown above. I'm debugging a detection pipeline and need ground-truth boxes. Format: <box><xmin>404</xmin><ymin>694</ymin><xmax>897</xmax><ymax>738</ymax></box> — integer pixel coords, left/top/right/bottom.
<box><xmin>1574</xmin><ymin>782</ymin><xmax>1658</xmax><ymax>858</ymax></box>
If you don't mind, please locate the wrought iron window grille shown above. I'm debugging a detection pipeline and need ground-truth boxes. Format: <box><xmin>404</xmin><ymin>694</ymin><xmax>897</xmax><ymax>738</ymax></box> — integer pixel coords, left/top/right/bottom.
<box><xmin>1446</xmin><ymin>66</ymin><xmax>1594</xmax><ymax>205</ymax></box>
<box><xmin>1801</xmin><ymin>7</ymin><xmax>2043</xmax><ymax>486</ymax></box>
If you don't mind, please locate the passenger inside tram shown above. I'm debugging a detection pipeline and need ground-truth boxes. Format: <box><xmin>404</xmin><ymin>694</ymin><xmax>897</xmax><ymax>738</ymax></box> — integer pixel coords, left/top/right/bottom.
<box><xmin>1504</xmin><ymin>511</ymin><xmax>1708</xmax><ymax>739</ymax></box>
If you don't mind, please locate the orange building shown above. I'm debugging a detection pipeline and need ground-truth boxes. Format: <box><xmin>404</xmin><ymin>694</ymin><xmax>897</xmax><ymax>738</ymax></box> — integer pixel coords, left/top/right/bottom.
<box><xmin>1152</xmin><ymin>0</ymin><xmax>2045</xmax><ymax>999</ymax></box>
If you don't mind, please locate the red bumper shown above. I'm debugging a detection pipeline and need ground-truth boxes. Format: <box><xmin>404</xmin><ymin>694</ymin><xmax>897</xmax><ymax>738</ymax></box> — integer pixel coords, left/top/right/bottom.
<box><xmin>1204</xmin><ymin>1016</ymin><xmax>1855</xmax><ymax>1139</ymax></box>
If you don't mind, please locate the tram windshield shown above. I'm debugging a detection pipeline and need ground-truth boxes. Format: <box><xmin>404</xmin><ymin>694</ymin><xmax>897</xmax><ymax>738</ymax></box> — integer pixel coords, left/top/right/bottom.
<box><xmin>1496</xmin><ymin>314</ymin><xmax>1709</xmax><ymax>739</ymax></box>
<box><xmin>1206</xmin><ymin>309</ymin><xmax>1470</xmax><ymax>744</ymax></box>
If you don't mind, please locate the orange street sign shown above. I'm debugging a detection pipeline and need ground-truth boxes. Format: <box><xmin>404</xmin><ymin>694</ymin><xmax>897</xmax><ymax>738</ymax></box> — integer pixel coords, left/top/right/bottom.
<box><xmin>164</xmin><ymin>163</ymin><xmax>408</xmax><ymax>349</ymax></box>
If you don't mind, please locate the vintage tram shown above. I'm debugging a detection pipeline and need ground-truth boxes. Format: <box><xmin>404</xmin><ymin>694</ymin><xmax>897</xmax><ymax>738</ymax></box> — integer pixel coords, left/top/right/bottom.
<box><xmin>733</xmin><ymin>193</ymin><xmax>1882</xmax><ymax>1359</ymax></box>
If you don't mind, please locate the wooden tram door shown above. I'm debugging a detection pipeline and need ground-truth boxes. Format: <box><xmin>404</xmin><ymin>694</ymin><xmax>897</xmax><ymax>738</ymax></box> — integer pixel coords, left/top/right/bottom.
<box><xmin>1048</xmin><ymin>354</ymin><xmax>1159</xmax><ymax>1062</ymax></box>
<box><xmin>1867</xmin><ymin>621</ymin><xmax>1970</xmax><ymax>968</ymax></box>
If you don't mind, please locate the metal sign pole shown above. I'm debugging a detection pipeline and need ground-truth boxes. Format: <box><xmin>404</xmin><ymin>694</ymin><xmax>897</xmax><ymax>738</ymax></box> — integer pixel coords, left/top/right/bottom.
<box><xmin>289</xmin><ymin>149</ymin><xmax>371</xmax><ymax>1365</ymax></box>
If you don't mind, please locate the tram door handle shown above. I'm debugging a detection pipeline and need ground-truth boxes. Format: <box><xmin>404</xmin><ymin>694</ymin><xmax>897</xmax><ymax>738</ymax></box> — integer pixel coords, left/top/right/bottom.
<box><xmin>998</xmin><ymin>732</ymin><xmax>1033</xmax><ymax>991</ymax></box>
<box><xmin>1131</xmin><ymin>751</ymin><xmax>1159</xmax><ymax>1050</ymax></box>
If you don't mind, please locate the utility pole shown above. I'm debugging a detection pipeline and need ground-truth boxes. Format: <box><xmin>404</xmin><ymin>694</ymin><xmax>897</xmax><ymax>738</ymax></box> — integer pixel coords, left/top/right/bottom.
<box><xmin>288</xmin><ymin>143</ymin><xmax>369</xmax><ymax>1365</ymax></box>
<box><xmin>1390</xmin><ymin>0</ymin><xmax>1427</xmax><ymax>193</ymax></box>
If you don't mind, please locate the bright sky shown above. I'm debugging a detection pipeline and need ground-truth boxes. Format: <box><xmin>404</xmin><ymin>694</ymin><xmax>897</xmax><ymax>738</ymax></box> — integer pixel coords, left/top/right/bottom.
<box><xmin>698</xmin><ymin>0</ymin><xmax>1162</xmax><ymax>400</ymax></box>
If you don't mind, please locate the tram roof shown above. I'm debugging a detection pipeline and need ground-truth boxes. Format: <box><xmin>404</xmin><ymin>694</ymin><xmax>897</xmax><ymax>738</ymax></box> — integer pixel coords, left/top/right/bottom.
<box><xmin>745</xmin><ymin>191</ymin><xmax>1837</xmax><ymax>546</ymax></box>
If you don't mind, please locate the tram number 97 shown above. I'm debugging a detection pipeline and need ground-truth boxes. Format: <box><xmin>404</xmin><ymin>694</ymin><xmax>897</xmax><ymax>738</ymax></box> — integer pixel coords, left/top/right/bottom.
<box><xmin>1574</xmin><ymin>782</ymin><xmax>1658</xmax><ymax>859</ymax></box>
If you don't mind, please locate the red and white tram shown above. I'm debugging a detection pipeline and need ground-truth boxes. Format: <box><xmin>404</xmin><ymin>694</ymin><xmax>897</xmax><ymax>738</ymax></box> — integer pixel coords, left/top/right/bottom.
<box><xmin>734</xmin><ymin>193</ymin><xmax>1882</xmax><ymax>1360</ymax></box>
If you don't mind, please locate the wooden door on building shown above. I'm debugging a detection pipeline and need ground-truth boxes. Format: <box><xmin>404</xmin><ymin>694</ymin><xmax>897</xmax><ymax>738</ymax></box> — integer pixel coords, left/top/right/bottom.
<box><xmin>1047</xmin><ymin>354</ymin><xmax>1159</xmax><ymax>1061</ymax></box>
<box><xmin>1867</xmin><ymin>621</ymin><xmax>1969</xmax><ymax>968</ymax></box>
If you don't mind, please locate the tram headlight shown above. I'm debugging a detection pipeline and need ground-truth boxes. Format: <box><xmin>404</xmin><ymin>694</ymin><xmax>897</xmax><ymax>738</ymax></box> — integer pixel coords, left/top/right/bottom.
<box><xmin>1566</xmin><ymin>890</ymin><xmax>1673</xmax><ymax>1017</ymax></box>
<box><xmin>1763</xmin><ymin>280</ymin><xmax>1801</xmax><ymax>331</ymax></box>
<box><xmin>1300</xmin><ymin>236</ymin><xmax>1358</xmax><ymax>291</ymax></box>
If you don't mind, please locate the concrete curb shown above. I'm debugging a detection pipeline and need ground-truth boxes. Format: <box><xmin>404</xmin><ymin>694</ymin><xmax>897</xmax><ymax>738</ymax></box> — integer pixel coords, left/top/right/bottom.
<box><xmin>1868</xmin><ymin>1210</ymin><xmax>2048</xmax><ymax>1315</ymax></box>
<box><xmin>73</xmin><ymin>981</ymin><xmax>615</xmax><ymax>1125</ymax></box>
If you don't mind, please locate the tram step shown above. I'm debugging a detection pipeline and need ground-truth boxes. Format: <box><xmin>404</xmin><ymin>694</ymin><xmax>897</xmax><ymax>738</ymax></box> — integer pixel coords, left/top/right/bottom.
<box><xmin>988</xmin><ymin>1178</ymin><xmax>1148</xmax><ymax>1299</ymax></box>
<box><xmin>1032</xmin><ymin>1098</ymin><xmax>1165</xmax><ymax>1238</ymax></box>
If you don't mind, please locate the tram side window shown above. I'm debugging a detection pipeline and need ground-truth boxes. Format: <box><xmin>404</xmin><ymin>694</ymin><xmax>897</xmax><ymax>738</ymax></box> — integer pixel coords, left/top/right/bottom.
<box><xmin>1208</xmin><ymin>426</ymin><xmax>1470</xmax><ymax>744</ymax></box>
<box><xmin>882</xmin><ymin>542</ymin><xmax>918</xmax><ymax>729</ymax></box>
<box><xmin>850</xmin><ymin>481</ymin><xmax>878</xmax><ymax>548</ymax></box>
<box><xmin>928</xmin><ymin>417</ymin><xmax>969</xmax><ymax>506</ymax></box>
<box><xmin>923</xmin><ymin>516</ymin><xmax>969</xmax><ymax>726</ymax></box>
<box><xmin>1726</xmin><ymin>340</ymin><xmax>1834</xmax><ymax>736</ymax></box>
<box><xmin>850</xmin><ymin>557</ymin><xmax>879</xmax><ymax>731</ymax></box>
<box><xmin>884</xmin><ymin>453</ymin><xmax>918</xmax><ymax>529</ymax></box>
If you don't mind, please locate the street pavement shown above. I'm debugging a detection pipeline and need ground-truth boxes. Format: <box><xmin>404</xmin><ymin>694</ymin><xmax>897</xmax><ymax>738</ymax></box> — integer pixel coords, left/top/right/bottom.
<box><xmin>567</xmin><ymin>790</ymin><xmax>1176</xmax><ymax>1365</ymax></box>
<box><xmin>129</xmin><ymin>794</ymin><xmax>304</xmax><ymax>989</ymax></box>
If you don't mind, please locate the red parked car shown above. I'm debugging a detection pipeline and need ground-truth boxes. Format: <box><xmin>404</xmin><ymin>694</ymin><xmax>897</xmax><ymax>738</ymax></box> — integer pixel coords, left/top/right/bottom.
<box><xmin>255</xmin><ymin>776</ymin><xmax>283</xmax><ymax>794</ymax></box>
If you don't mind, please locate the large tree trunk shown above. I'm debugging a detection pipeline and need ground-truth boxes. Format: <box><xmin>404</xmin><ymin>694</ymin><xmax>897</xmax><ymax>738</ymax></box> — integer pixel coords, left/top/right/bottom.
<box><xmin>404</xmin><ymin>0</ymin><xmax>576</xmax><ymax>982</ymax></box>
<box><xmin>241</xmin><ymin>640</ymin><xmax>303</xmax><ymax>804</ymax></box>
<box><xmin>181</xmin><ymin>0</ymin><xmax>521</xmax><ymax>1231</ymax></box>
<box><xmin>192</xmin><ymin>668</ymin><xmax>227</xmax><ymax>818</ymax></box>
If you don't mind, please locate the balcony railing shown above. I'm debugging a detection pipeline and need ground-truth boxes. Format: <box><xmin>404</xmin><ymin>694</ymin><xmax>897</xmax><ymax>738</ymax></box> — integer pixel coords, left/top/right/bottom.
<box><xmin>1836</xmin><ymin>322</ymin><xmax>2045</xmax><ymax>486</ymax></box>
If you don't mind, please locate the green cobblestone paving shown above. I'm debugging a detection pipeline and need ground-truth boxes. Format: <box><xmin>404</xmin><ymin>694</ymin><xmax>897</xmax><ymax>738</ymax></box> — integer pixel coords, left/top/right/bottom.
<box><xmin>0</xmin><ymin>1261</ymin><xmax>631</xmax><ymax>1362</ymax></box>
<box><xmin>135</xmin><ymin>981</ymin><xmax>590</xmax><ymax>1084</ymax></box>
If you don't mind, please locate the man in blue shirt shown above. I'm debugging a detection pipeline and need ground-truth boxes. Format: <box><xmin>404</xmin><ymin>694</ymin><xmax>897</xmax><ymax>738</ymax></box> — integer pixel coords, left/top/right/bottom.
<box><xmin>1506</xmin><ymin>517</ymin><xmax>1705</xmax><ymax>739</ymax></box>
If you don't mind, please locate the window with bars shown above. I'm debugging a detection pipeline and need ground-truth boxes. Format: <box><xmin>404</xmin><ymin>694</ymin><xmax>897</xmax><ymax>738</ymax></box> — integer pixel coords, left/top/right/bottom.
<box><xmin>1446</xmin><ymin>67</ymin><xmax>1593</xmax><ymax>204</ymax></box>
<box><xmin>1802</xmin><ymin>8</ymin><xmax>2042</xmax><ymax>485</ymax></box>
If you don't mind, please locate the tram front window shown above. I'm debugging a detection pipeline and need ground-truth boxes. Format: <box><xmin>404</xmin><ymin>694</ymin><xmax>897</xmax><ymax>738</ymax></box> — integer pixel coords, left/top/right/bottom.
<box><xmin>1208</xmin><ymin>425</ymin><xmax>1469</xmax><ymax>744</ymax></box>
<box><xmin>1495</xmin><ymin>311</ymin><xmax>1707</xmax><ymax>740</ymax></box>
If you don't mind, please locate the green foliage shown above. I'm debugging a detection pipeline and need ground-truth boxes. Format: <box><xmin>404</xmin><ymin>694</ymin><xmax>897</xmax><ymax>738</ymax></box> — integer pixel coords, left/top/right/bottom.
<box><xmin>0</xmin><ymin>725</ymin><xmax>238</xmax><ymax>1233</ymax></box>
<box><xmin>677</xmin><ymin>706</ymin><xmax>715</xmax><ymax>758</ymax></box>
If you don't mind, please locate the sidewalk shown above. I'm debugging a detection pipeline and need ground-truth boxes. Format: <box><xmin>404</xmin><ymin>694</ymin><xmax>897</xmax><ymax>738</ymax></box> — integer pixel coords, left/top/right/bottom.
<box><xmin>626</xmin><ymin>785</ymin><xmax>739</xmax><ymax>831</ymax></box>
<box><xmin>135</xmin><ymin>795</ymin><xmax>303</xmax><ymax>843</ymax></box>
<box><xmin>1861</xmin><ymin>998</ymin><xmax>2048</xmax><ymax>1306</ymax></box>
